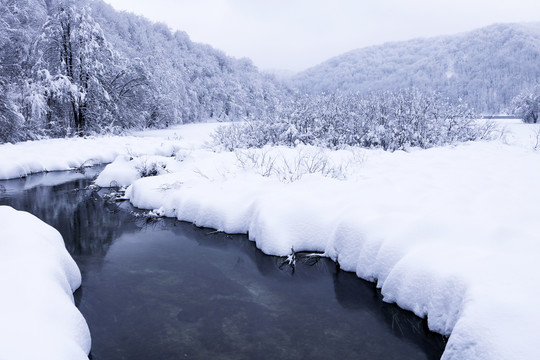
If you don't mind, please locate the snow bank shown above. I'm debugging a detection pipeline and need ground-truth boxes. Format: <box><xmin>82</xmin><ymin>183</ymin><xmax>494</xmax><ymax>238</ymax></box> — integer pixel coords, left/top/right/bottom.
<box><xmin>0</xmin><ymin>206</ymin><xmax>90</xmax><ymax>360</ymax></box>
<box><xmin>94</xmin><ymin>154</ymin><xmax>186</xmax><ymax>187</ymax></box>
<box><xmin>118</xmin><ymin>122</ymin><xmax>540</xmax><ymax>360</ymax></box>
<box><xmin>0</xmin><ymin>122</ymin><xmax>220</xmax><ymax>180</ymax></box>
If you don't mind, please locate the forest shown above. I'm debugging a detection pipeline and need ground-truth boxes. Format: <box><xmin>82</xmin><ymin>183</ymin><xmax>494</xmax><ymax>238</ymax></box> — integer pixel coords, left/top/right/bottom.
<box><xmin>292</xmin><ymin>22</ymin><xmax>540</xmax><ymax>115</ymax></box>
<box><xmin>1</xmin><ymin>0</ymin><xmax>539</xmax><ymax>147</ymax></box>
<box><xmin>0</xmin><ymin>0</ymin><xmax>287</xmax><ymax>143</ymax></box>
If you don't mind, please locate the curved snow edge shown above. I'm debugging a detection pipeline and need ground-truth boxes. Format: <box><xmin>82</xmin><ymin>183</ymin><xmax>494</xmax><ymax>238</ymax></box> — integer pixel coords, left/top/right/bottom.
<box><xmin>117</xmin><ymin>139</ymin><xmax>539</xmax><ymax>360</ymax></box>
<box><xmin>0</xmin><ymin>206</ymin><xmax>91</xmax><ymax>360</ymax></box>
<box><xmin>126</xmin><ymin>177</ymin><xmax>471</xmax><ymax>358</ymax></box>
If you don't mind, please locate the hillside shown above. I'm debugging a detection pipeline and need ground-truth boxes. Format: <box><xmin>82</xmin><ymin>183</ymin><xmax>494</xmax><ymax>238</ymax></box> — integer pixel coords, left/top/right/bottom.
<box><xmin>90</xmin><ymin>1</ymin><xmax>287</xmax><ymax>123</ymax></box>
<box><xmin>291</xmin><ymin>23</ymin><xmax>540</xmax><ymax>113</ymax></box>
<box><xmin>0</xmin><ymin>0</ymin><xmax>287</xmax><ymax>142</ymax></box>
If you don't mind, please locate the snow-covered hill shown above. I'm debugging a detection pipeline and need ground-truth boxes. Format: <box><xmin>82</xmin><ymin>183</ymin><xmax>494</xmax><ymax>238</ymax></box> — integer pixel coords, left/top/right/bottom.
<box><xmin>292</xmin><ymin>23</ymin><xmax>540</xmax><ymax>114</ymax></box>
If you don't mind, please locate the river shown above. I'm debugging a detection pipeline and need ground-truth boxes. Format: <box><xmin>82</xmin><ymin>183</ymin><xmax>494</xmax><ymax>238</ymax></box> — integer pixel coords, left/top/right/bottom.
<box><xmin>0</xmin><ymin>169</ymin><xmax>445</xmax><ymax>360</ymax></box>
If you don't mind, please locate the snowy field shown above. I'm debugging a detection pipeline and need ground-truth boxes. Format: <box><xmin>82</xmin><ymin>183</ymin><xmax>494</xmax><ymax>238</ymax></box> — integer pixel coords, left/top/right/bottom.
<box><xmin>0</xmin><ymin>122</ymin><xmax>220</xmax><ymax>180</ymax></box>
<box><xmin>1</xmin><ymin>119</ymin><xmax>539</xmax><ymax>360</ymax></box>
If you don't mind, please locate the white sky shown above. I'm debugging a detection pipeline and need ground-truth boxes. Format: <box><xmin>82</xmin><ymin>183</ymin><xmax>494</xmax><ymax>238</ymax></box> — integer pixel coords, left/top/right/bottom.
<box><xmin>103</xmin><ymin>0</ymin><xmax>540</xmax><ymax>72</ymax></box>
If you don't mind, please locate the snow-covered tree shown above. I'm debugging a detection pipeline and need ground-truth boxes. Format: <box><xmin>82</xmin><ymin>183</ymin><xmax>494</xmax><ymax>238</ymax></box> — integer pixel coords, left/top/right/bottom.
<box><xmin>0</xmin><ymin>0</ymin><xmax>48</xmax><ymax>140</ymax></box>
<box><xmin>0</xmin><ymin>0</ymin><xmax>288</xmax><ymax>143</ymax></box>
<box><xmin>38</xmin><ymin>2</ymin><xmax>119</xmax><ymax>135</ymax></box>
<box><xmin>0</xmin><ymin>80</ymin><xmax>24</xmax><ymax>143</ymax></box>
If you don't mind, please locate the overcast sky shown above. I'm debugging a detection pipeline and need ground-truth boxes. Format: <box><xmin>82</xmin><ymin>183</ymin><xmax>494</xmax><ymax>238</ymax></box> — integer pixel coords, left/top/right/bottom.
<box><xmin>103</xmin><ymin>0</ymin><xmax>540</xmax><ymax>72</ymax></box>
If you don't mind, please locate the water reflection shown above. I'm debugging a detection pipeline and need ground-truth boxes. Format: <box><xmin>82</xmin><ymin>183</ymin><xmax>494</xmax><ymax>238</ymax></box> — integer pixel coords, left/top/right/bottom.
<box><xmin>0</xmin><ymin>169</ymin><xmax>135</xmax><ymax>257</ymax></box>
<box><xmin>0</xmin><ymin>172</ymin><xmax>446</xmax><ymax>360</ymax></box>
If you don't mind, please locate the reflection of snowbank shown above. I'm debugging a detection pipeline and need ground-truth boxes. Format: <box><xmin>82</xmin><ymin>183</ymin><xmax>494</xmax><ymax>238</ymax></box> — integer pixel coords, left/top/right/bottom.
<box><xmin>0</xmin><ymin>206</ymin><xmax>90</xmax><ymax>360</ymax></box>
<box><xmin>0</xmin><ymin>167</ymin><xmax>102</xmax><ymax>194</ymax></box>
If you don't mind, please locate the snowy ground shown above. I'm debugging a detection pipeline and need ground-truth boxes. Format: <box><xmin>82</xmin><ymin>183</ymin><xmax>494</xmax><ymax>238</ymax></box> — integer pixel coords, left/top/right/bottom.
<box><xmin>0</xmin><ymin>206</ymin><xmax>91</xmax><ymax>360</ymax></box>
<box><xmin>1</xmin><ymin>119</ymin><xmax>539</xmax><ymax>359</ymax></box>
<box><xmin>0</xmin><ymin>122</ymin><xmax>220</xmax><ymax>179</ymax></box>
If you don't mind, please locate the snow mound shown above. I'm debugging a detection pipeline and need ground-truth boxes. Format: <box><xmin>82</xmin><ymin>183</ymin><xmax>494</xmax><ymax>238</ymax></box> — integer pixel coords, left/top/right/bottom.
<box><xmin>0</xmin><ymin>206</ymin><xmax>90</xmax><ymax>360</ymax></box>
<box><xmin>95</xmin><ymin>154</ymin><xmax>185</xmax><ymax>188</ymax></box>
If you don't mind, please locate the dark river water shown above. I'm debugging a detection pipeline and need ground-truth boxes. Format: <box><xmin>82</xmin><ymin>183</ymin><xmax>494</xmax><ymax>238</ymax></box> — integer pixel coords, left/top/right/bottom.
<box><xmin>0</xmin><ymin>169</ymin><xmax>446</xmax><ymax>360</ymax></box>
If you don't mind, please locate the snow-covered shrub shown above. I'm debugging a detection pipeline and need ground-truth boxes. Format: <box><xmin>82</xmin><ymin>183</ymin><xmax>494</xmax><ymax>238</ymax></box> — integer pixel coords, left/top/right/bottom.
<box><xmin>354</xmin><ymin>89</ymin><xmax>478</xmax><ymax>150</ymax></box>
<box><xmin>235</xmin><ymin>148</ymin><xmax>278</xmax><ymax>177</ymax></box>
<box><xmin>211</xmin><ymin>120</ymin><xmax>287</xmax><ymax>150</ymax></box>
<box><xmin>136</xmin><ymin>160</ymin><xmax>166</xmax><ymax>178</ymax></box>
<box><xmin>213</xmin><ymin>89</ymin><xmax>482</xmax><ymax>151</ymax></box>
<box><xmin>512</xmin><ymin>86</ymin><xmax>540</xmax><ymax>124</ymax></box>
<box><xmin>211</xmin><ymin>122</ymin><xmax>262</xmax><ymax>150</ymax></box>
<box><xmin>235</xmin><ymin>146</ymin><xmax>350</xmax><ymax>182</ymax></box>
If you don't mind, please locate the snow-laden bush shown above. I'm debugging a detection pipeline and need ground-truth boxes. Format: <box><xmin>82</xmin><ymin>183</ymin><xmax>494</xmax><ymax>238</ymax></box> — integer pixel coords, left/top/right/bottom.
<box><xmin>235</xmin><ymin>146</ymin><xmax>356</xmax><ymax>182</ymax></box>
<box><xmin>512</xmin><ymin>86</ymin><xmax>540</xmax><ymax>124</ymax></box>
<box><xmin>136</xmin><ymin>160</ymin><xmax>167</xmax><ymax>178</ymax></box>
<box><xmin>213</xmin><ymin>89</ymin><xmax>492</xmax><ymax>151</ymax></box>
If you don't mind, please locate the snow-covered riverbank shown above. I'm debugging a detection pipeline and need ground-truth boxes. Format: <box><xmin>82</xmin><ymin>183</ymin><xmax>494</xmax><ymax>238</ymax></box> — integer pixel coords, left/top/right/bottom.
<box><xmin>0</xmin><ymin>206</ymin><xmax>90</xmax><ymax>360</ymax></box>
<box><xmin>0</xmin><ymin>123</ymin><xmax>220</xmax><ymax>180</ymax></box>
<box><xmin>1</xmin><ymin>119</ymin><xmax>539</xmax><ymax>359</ymax></box>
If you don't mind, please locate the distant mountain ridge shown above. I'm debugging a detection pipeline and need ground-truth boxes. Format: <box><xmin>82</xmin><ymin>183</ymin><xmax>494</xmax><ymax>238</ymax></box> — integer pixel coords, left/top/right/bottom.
<box><xmin>291</xmin><ymin>23</ymin><xmax>540</xmax><ymax>113</ymax></box>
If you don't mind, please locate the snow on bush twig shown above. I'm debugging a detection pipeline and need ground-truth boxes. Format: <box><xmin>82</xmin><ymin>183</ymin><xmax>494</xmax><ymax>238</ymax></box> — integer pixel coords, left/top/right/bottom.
<box><xmin>235</xmin><ymin>146</ymin><xmax>355</xmax><ymax>182</ymax></box>
<box><xmin>213</xmin><ymin>89</ymin><xmax>492</xmax><ymax>151</ymax></box>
